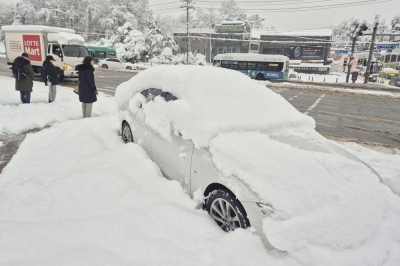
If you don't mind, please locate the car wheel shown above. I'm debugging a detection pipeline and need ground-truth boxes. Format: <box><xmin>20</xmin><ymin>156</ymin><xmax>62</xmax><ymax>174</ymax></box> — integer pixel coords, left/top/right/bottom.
<box><xmin>126</xmin><ymin>66</ymin><xmax>132</xmax><ymax>70</ymax></box>
<box><xmin>102</xmin><ymin>64</ymin><xmax>108</xmax><ymax>69</ymax></box>
<box><xmin>122</xmin><ymin>122</ymin><xmax>133</xmax><ymax>143</ymax></box>
<box><xmin>205</xmin><ymin>189</ymin><xmax>249</xmax><ymax>232</ymax></box>
<box><xmin>256</xmin><ymin>73</ymin><xmax>264</xmax><ymax>80</ymax></box>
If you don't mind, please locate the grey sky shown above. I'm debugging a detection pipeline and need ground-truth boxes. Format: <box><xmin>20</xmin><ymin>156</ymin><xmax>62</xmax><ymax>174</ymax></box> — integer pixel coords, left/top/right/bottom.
<box><xmin>1</xmin><ymin>0</ymin><xmax>398</xmax><ymax>30</ymax></box>
<box><xmin>148</xmin><ymin>0</ymin><xmax>399</xmax><ymax>30</ymax></box>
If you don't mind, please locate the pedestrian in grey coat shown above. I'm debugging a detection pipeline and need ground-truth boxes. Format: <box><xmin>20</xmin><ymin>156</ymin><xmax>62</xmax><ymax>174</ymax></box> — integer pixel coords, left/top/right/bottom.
<box><xmin>42</xmin><ymin>55</ymin><xmax>59</xmax><ymax>103</ymax></box>
<box><xmin>14</xmin><ymin>53</ymin><xmax>35</xmax><ymax>104</ymax></box>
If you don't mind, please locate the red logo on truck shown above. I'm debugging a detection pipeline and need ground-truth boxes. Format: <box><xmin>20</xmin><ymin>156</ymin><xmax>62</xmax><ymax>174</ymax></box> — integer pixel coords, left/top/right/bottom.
<box><xmin>22</xmin><ymin>35</ymin><xmax>42</xmax><ymax>61</ymax></box>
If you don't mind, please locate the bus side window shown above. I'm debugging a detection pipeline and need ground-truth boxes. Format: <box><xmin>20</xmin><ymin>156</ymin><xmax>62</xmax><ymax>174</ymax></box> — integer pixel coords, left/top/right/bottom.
<box><xmin>256</xmin><ymin>63</ymin><xmax>265</xmax><ymax>71</ymax></box>
<box><xmin>248</xmin><ymin>62</ymin><xmax>257</xmax><ymax>70</ymax></box>
<box><xmin>238</xmin><ymin>62</ymin><xmax>247</xmax><ymax>70</ymax></box>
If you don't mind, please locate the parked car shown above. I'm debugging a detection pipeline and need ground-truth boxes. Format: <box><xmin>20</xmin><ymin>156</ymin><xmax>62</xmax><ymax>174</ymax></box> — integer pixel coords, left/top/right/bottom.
<box><xmin>369</xmin><ymin>73</ymin><xmax>378</xmax><ymax>83</ymax></box>
<box><xmin>98</xmin><ymin>58</ymin><xmax>138</xmax><ymax>71</ymax></box>
<box><xmin>115</xmin><ymin>65</ymin><xmax>383</xmax><ymax>249</ymax></box>
<box><xmin>389</xmin><ymin>74</ymin><xmax>400</xmax><ymax>87</ymax></box>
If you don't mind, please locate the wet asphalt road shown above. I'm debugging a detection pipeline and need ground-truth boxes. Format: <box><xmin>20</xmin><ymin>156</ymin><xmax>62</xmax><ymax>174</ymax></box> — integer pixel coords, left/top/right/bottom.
<box><xmin>0</xmin><ymin>57</ymin><xmax>399</xmax><ymax>150</ymax></box>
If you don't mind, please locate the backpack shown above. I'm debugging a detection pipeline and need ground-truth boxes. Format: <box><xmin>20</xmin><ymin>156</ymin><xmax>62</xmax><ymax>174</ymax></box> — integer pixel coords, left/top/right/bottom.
<box><xmin>11</xmin><ymin>60</ymin><xmax>28</xmax><ymax>81</ymax></box>
<box><xmin>40</xmin><ymin>67</ymin><xmax>48</xmax><ymax>83</ymax></box>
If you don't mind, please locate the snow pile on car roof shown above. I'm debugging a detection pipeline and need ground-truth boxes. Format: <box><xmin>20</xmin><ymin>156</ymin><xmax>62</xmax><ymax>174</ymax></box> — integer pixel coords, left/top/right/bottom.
<box><xmin>115</xmin><ymin>65</ymin><xmax>315</xmax><ymax>147</ymax></box>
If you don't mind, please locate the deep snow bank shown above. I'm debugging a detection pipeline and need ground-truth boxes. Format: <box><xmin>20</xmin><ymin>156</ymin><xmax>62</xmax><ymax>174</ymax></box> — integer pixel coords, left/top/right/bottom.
<box><xmin>209</xmin><ymin>130</ymin><xmax>400</xmax><ymax>265</ymax></box>
<box><xmin>0</xmin><ymin>77</ymin><xmax>116</xmax><ymax>134</ymax></box>
<box><xmin>115</xmin><ymin>65</ymin><xmax>315</xmax><ymax>147</ymax></box>
<box><xmin>340</xmin><ymin>143</ymin><xmax>400</xmax><ymax>196</ymax></box>
<box><xmin>116</xmin><ymin>66</ymin><xmax>400</xmax><ymax>265</ymax></box>
<box><xmin>0</xmin><ymin>116</ymin><xmax>297</xmax><ymax>266</ymax></box>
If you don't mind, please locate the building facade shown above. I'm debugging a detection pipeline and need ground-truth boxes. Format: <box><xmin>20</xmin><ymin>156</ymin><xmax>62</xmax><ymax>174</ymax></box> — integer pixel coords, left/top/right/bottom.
<box><xmin>259</xmin><ymin>29</ymin><xmax>332</xmax><ymax>64</ymax></box>
<box><xmin>173</xmin><ymin>25</ymin><xmax>332</xmax><ymax>64</ymax></box>
<box><xmin>174</xmin><ymin>21</ymin><xmax>252</xmax><ymax>63</ymax></box>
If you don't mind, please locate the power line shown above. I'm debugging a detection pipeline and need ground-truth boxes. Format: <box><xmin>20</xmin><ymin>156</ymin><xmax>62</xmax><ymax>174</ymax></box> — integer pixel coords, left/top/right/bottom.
<box><xmin>196</xmin><ymin>0</ymin><xmax>393</xmax><ymax>12</ymax></box>
<box><xmin>195</xmin><ymin>0</ymin><xmax>333</xmax><ymax>6</ymax></box>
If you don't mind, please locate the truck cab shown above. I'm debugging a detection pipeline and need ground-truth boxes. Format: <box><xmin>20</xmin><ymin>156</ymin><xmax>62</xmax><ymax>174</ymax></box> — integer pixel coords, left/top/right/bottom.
<box><xmin>1</xmin><ymin>25</ymin><xmax>88</xmax><ymax>81</ymax></box>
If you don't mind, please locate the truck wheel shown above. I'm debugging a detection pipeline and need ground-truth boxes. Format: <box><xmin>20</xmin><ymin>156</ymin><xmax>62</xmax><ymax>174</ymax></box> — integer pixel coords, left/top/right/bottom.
<box><xmin>57</xmin><ymin>68</ymin><xmax>65</xmax><ymax>82</ymax></box>
<box><xmin>32</xmin><ymin>66</ymin><xmax>41</xmax><ymax>74</ymax></box>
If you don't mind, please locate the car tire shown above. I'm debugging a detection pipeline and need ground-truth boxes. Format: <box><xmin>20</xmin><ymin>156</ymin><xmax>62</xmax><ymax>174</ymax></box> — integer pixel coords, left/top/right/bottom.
<box><xmin>122</xmin><ymin>122</ymin><xmax>134</xmax><ymax>143</ymax></box>
<box><xmin>102</xmin><ymin>64</ymin><xmax>109</xmax><ymax>69</ymax></box>
<box><xmin>205</xmin><ymin>189</ymin><xmax>250</xmax><ymax>232</ymax></box>
<box><xmin>126</xmin><ymin>66</ymin><xmax>132</xmax><ymax>70</ymax></box>
<box><xmin>256</xmin><ymin>73</ymin><xmax>264</xmax><ymax>80</ymax></box>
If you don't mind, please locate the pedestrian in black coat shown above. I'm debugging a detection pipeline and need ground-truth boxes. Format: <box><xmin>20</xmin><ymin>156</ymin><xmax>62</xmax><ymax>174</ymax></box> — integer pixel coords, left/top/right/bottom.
<box><xmin>75</xmin><ymin>56</ymin><xmax>97</xmax><ymax>118</ymax></box>
<box><xmin>43</xmin><ymin>55</ymin><xmax>59</xmax><ymax>103</ymax></box>
<box><xmin>14</xmin><ymin>53</ymin><xmax>35</xmax><ymax>103</ymax></box>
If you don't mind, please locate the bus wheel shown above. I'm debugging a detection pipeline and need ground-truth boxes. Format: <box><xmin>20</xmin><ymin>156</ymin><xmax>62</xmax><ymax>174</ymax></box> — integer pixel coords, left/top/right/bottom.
<box><xmin>256</xmin><ymin>73</ymin><xmax>264</xmax><ymax>80</ymax></box>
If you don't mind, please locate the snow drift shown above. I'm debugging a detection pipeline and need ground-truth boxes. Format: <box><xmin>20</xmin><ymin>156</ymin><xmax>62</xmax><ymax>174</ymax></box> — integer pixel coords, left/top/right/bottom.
<box><xmin>115</xmin><ymin>65</ymin><xmax>400</xmax><ymax>265</ymax></box>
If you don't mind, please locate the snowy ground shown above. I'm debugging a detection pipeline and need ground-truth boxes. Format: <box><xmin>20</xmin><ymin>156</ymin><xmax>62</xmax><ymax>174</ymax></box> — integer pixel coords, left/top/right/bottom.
<box><xmin>0</xmin><ymin>77</ymin><xmax>116</xmax><ymax>135</ymax></box>
<box><xmin>132</xmin><ymin>61</ymin><xmax>162</xmax><ymax>69</ymax></box>
<box><xmin>0</xmin><ymin>74</ymin><xmax>400</xmax><ymax>265</ymax></box>
<box><xmin>290</xmin><ymin>71</ymin><xmax>363</xmax><ymax>83</ymax></box>
<box><xmin>261</xmin><ymin>81</ymin><xmax>400</xmax><ymax>98</ymax></box>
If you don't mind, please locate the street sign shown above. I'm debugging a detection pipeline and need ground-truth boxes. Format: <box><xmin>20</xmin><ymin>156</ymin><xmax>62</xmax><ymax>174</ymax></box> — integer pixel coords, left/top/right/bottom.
<box><xmin>376</xmin><ymin>45</ymin><xmax>397</xmax><ymax>50</ymax></box>
<box><xmin>335</xmin><ymin>51</ymin><xmax>349</xmax><ymax>56</ymax></box>
<box><xmin>215</xmin><ymin>25</ymin><xmax>245</xmax><ymax>33</ymax></box>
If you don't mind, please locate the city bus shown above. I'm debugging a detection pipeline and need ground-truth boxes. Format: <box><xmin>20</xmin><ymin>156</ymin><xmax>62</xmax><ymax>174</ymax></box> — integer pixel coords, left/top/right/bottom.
<box><xmin>87</xmin><ymin>46</ymin><xmax>117</xmax><ymax>63</ymax></box>
<box><xmin>380</xmin><ymin>53</ymin><xmax>400</xmax><ymax>68</ymax></box>
<box><xmin>213</xmin><ymin>53</ymin><xmax>290</xmax><ymax>80</ymax></box>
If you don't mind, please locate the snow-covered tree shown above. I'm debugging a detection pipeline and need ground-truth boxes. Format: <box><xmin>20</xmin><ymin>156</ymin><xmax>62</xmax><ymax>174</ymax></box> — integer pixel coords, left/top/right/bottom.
<box><xmin>247</xmin><ymin>14</ymin><xmax>265</xmax><ymax>29</ymax></box>
<box><xmin>144</xmin><ymin>12</ymin><xmax>178</xmax><ymax>59</ymax></box>
<box><xmin>391</xmin><ymin>14</ymin><xmax>400</xmax><ymax>30</ymax></box>
<box><xmin>112</xmin><ymin>22</ymin><xmax>146</xmax><ymax>60</ymax></box>
<box><xmin>219</xmin><ymin>0</ymin><xmax>246</xmax><ymax>21</ymax></box>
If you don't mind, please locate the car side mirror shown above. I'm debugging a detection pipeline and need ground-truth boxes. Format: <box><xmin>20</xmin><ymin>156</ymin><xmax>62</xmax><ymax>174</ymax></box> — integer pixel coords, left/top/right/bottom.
<box><xmin>59</xmin><ymin>52</ymin><xmax>63</xmax><ymax>58</ymax></box>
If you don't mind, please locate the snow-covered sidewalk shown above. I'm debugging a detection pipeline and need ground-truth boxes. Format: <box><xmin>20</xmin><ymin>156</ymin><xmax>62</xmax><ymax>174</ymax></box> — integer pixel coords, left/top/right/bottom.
<box><xmin>0</xmin><ymin>73</ymin><xmax>399</xmax><ymax>265</ymax></box>
<box><xmin>291</xmin><ymin>71</ymin><xmax>363</xmax><ymax>84</ymax></box>
<box><xmin>0</xmin><ymin>77</ymin><xmax>116</xmax><ymax>134</ymax></box>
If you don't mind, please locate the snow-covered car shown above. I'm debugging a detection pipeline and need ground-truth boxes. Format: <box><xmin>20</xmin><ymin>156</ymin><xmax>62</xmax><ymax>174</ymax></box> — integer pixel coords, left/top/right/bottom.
<box><xmin>98</xmin><ymin>58</ymin><xmax>138</xmax><ymax>71</ymax></box>
<box><xmin>115</xmin><ymin>66</ymin><xmax>384</xmax><ymax>249</ymax></box>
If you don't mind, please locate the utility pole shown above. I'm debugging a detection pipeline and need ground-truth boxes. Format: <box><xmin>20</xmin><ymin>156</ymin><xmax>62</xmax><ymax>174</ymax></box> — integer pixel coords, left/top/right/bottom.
<box><xmin>346</xmin><ymin>23</ymin><xmax>359</xmax><ymax>83</ymax></box>
<box><xmin>242</xmin><ymin>19</ymin><xmax>264</xmax><ymax>53</ymax></box>
<box><xmin>180</xmin><ymin>0</ymin><xmax>195</xmax><ymax>65</ymax></box>
<box><xmin>364</xmin><ymin>15</ymin><xmax>380</xmax><ymax>84</ymax></box>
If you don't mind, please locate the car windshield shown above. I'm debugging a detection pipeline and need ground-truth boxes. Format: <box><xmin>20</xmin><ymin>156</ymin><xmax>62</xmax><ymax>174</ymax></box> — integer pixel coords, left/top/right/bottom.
<box><xmin>63</xmin><ymin>45</ymin><xmax>90</xmax><ymax>58</ymax></box>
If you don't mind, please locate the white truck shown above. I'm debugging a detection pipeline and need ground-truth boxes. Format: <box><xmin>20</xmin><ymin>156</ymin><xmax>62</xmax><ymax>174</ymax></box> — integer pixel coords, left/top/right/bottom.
<box><xmin>1</xmin><ymin>25</ymin><xmax>89</xmax><ymax>81</ymax></box>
